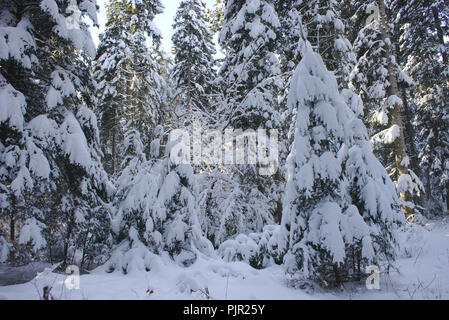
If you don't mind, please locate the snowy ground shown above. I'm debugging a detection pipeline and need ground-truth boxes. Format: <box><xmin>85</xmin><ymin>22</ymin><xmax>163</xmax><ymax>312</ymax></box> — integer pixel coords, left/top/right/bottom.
<box><xmin>0</xmin><ymin>219</ymin><xmax>448</xmax><ymax>300</ymax></box>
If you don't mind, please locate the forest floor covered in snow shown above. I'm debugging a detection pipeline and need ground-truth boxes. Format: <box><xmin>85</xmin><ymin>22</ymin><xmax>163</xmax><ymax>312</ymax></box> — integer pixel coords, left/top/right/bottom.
<box><xmin>0</xmin><ymin>219</ymin><xmax>448</xmax><ymax>300</ymax></box>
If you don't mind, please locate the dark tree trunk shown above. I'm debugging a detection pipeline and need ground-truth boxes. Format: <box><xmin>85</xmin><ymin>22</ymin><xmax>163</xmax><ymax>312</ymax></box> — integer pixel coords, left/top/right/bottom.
<box><xmin>10</xmin><ymin>217</ymin><xmax>15</xmax><ymax>242</ymax></box>
<box><xmin>425</xmin><ymin>167</ymin><xmax>432</xmax><ymax>200</ymax></box>
<box><xmin>401</xmin><ymin>88</ymin><xmax>419</xmax><ymax>174</ymax></box>
<box><xmin>63</xmin><ymin>220</ymin><xmax>74</xmax><ymax>266</ymax></box>
<box><xmin>9</xmin><ymin>195</ymin><xmax>16</xmax><ymax>242</ymax></box>
<box><xmin>446</xmin><ymin>181</ymin><xmax>449</xmax><ymax>215</ymax></box>
<box><xmin>111</xmin><ymin>128</ymin><xmax>116</xmax><ymax>175</ymax></box>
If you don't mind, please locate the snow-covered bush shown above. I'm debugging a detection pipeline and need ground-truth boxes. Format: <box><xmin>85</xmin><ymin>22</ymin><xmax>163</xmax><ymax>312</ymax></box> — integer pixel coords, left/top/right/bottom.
<box><xmin>218</xmin><ymin>225</ymin><xmax>280</xmax><ymax>269</ymax></box>
<box><xmin>110</xmin><ymin>136</ymin><xmax>213</xmax><ymax>271</ymax></box>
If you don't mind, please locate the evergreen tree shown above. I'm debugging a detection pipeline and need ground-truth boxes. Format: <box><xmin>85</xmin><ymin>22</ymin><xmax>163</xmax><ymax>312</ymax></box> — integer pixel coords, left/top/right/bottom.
<box><xmin>391</xmin><ymin>0</ymin><xmax>449</xmax><ymax>215</ymax></box>
<box><xmin>0</xmin><ymin>0</ymin><xmax>111</xmax><ymax>266</ymax></box>
<box><xmin>108</xmin><ymin>131</ymin><xmax>213</xmax><ymax>271</ymax></box>
<box><xmin>171</xmin><ymin>0</ymin><xmax>217</xmax><ymax>122</ymax></box>
<box><xmin>219</xmin><ymin>0</ymin><xmax>281</xmax><ymax>130</ymax></box>
<box><xmin>199</xmin><ymin>0</ymin><xmax>283</xmax><ymax>245</ymax></box>
<box><xmin>208</xmin><ymin>0</ymin><xmax>225</xmax><ymax>35</ymax></box>
<box><xmin>93</xmin><ymin>0</ymin><xmax>165</xmax><ymax>175</ymax></box>
<box><xmin>274</xmin><ymin>0</ymin><xmax>303</xmax><ymax>75</ymax></box>
<box><xmin>349</xmin><ymin>0</ymin><xmax>421</xmax><ymax>217</ymax></box>
<box><xmin>275</xmin><ymin>37</ymin><xmax>402</xmax><ymax>286</ymax></box>
<box><xmin>298</xmin><ymin>0</ymin><xmax>355</xmax><ymax>89</ymax></box>
<box><xmin>274</xmin><ymin>1</ymin><xmax>357</xmax><ymax>205</ymax></box>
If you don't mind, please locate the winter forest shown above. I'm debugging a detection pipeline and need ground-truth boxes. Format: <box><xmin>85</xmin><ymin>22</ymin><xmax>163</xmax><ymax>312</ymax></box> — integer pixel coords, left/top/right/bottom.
<box><xmin>0</xmin><ymin>0</ymin><xmax>448</xmax><ymax>300</ymax></box>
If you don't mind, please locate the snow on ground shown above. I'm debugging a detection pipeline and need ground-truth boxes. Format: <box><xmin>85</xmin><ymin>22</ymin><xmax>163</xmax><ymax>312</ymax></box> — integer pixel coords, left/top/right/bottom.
<box><xmin>0</xmin><ymin>219</ymin><xmax>448</xmax><ymax>300</ymax></box>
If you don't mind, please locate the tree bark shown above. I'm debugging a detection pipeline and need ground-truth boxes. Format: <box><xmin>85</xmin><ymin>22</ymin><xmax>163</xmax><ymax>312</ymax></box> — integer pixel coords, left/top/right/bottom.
<box><xmin>111</xmin><ymin>126</ymin><xmax>116</xmax><ymax>175</ymax></box>
<box><xmin>10</xmin><ymin>217</ymin><xmax>15</xmax><ymax>242</ymax></box>
<box><xmin>377</xmin><ymin>0</ymin><xmax>413</xmax><ymax>217</ymax></box>
<box><xmin>446</xmin><ymin>181</ymin><xmax>449</xmax><ymax>215</ymax></box>
<box><xmin>63</xmin><ymin>219</ymin><xmax>74</xmax><ymax>266</ymax></box>
<box><xmin>9</xmin><ymin>195</ymin><xmax>16</xmax><ymax>242</ymax></box>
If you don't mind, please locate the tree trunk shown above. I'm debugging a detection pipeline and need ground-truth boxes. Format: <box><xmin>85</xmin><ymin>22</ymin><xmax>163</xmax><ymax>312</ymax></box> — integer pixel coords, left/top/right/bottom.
<box><xmin>425</xmin><ymin>166</ymin><xmax>432</xmax><ymax>200</ymax></box>
<box><xmin>10</xmin><ymin>217</ymin><xmax>15</xmax><ymax>242</ymax></box>
<box><xmin>400</xmin><ymin>88</ymin><xmax>419</xmax><ymax>174</ymax></box>
<box><xmin>446</xmin><ymin>181</ymin><xmax>449</xmax><ymax>215</ymax></box>
<box><xmin>111</xmin><ymin>127</ymin><xmax>116</xmax><ymax>175</ymax></box>
<box><xmin>63</xmin><ymin>220</ymin><xmax>74</xmax><ymax>266</ymax></box>
<box><xmin>377</xmin><ymin>0</ymin><xmax>413</xmax><ymax>217</ymax></box>
<box><xmin>9</xmin><ymin>195</ymin><xmax>16</xmax><ymax>242</ymax></box>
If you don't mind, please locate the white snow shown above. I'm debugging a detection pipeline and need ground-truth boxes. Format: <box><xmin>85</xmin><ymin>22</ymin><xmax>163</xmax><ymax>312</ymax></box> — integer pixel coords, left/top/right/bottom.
<box><xmin>59</xmin><ymin>111</ymin><xmax>93</xmax><ymax>170</ymax></box>
<box><xmin>18</xmin><ymin>218</ymin><xmax>47</xmax><ymax>253</ymax></box>
<box><xmin>1</xmin><ymin>220</ymin><xmax>449</xmax><ymax>299</ymax></box>
<box><xmin>0</xmin><ymin>79</ymin><xmax>26</xmax><ymax>131</ymax></box>
<box><xmin>0</xmin><ymin>18</ymin><xmax>36</xmax><ymax>69</ymax></box>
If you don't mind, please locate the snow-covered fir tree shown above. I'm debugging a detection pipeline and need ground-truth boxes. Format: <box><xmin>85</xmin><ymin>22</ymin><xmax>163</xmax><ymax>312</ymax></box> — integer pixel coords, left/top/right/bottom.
<box><xmin>349</xmin><ymin>0</ymin><xmax>422</xmax><ymax>217</ymax></box>
<box><xmin>274</xmin><ymin>0</ymin><xmax>303</xmax><ymax>75</ymax></box>
<box><xmin>274</xmin><ymin>36</ymin><xmax>403</xmax><ymax>286</ymax></box>
<box><xmin>391</xmin><ymin>0</ymin><xmax>449</xmax><ymax>215</ymax></box>
<box><xmin>198</xmin><ymin>0</ymin><xmax>283</xmax><ymax>245</ymax></box>
<box><xmin>208</xmin><ymin>0</ymin><xmax>225</xmax><ymax>35</ymax></box>
<box><xmin>297</xmin><ymin>0</ymin><xmax>355</xmax><ymax>89</ymax></box>
<box><xmin>93</xmin><ymin>0</ymin><xmax>166</xmax><ymax>175</ymax></box>
<box><xmin>107</xmin><ymin>130</ymin><xmax>213</xmax><ymax>272</ymax></box>
<box><xmin>219</xmin><ymin>0</ymin><xmax>281</xmax><ymax>130</ymax></box>
<box><xmin>274</xmin><ymin>0</ymin><xmax>357</xmax><ymax>198</ymax></box>
<box><xmin>0</xmin><ymin>0</ymin><xmax>111</xmax><ymax>267</ymax></box>
<box><xmin>171</xmin><ymin>0</ymin><xmax>217</xmax><ymax>120</ymax></box>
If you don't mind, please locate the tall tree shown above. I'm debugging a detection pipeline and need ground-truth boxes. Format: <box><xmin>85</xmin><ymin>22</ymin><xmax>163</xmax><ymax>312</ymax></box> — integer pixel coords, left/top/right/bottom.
<box><xmin>200</xmin><ymin>0</ymin><xmax>283</xmax><ymax>244</ymax></box>
<box><xmin>275</xmin><ymin>36</ymin><xmax>403</xmax><ymax>287</ymax></box>
<box><xmin>0</xmin><ymin>0</ymin><xmax>111</xmax><ymax>266</ymax></box>
<box><xmin>349</xmin><ymin>0</ymin><xmax>421</xmax><ymax>216</ymax></box>
<box><xmin>218</xmin><ymin>0</ymin><xmax>281</xmax><ymax>130</ymax></box>
<box><xmin>93</xmin><ymin>0</ymin><xmax>166</xmax><ymax>175</ymax></box>
<box><xmin>298</xmin><ymin>0</ymin><xmax>355</xmax><ymax>89</ymax></box>
<box><xmin>171</xmin><ymin>0</ymin><xmax>217</xmax><ymax>121</ymax></box>
<box><xmin>392</xmin><ymin>0</ymin><xmax>449</xmax><ymax>215</ymax></box>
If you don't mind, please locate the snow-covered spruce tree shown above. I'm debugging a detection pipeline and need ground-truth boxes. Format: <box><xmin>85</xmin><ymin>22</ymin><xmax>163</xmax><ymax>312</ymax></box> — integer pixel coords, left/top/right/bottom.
<box><xmin>200</xmin><ymin>0</ymin><xmax>281</xmax><ymax>245</ymax></box>
<box><xmin>198</xmin><ymin>166</ymin><xmax>275</xmax><ymax>247</ymax></box>
<box><xmin>274</xmin><ymin>0</ymin><xmax>357</xmax><ymax>199</ymax></box>
<box><xmin>274</xmin><ymin>0</ymin><xmax>303</xmax><ymax>75</ymax></box>
<box><xmin>93</xmin><ymin>0</ymin><xmax>165</xmax><ymax>176</ymax></box>
<box><xmin>349</xmin><ymin>0</ymin><xmax>421</xmax><ymax>217</ymax></box>
<box><xmin>107</xmin><ymin>131</ymin><xmax>213</xmax><ymax>272</ymax></box>
<box><xmin>171</xmin><ymin>0</ymin><xmax>217</xmax><ymax>121</ymax></box>
<box><xmin>391</xmin><ymin>0</ymin><xmax>449</xmax><ymax>215</ymax></box>
<box><xmin>0</xmin><ymin>0</ymin><xmax>112</xmax><ymax>267</ymax></box>
<box><xmin>274</xmin><ymin>39</ymin><xmax>403</xmax><ymax>287</ymax></box>
<box><xmin>219</xmin><ymin>0</ymin><xmax>281</xmax><ymax>130</ymax></box>
<box><xmin>274</xmin><ymin>0</ymin><xmax>355</xmax><ymax>90</ymax></box>
<box><xmin>297</xmin><ymin>0</ymin><xmax>355</xmax><ymax>89</ymax></box>
<box><xmin>273</xmin><ymin>0</ymin><xmax>305</xmax><ymax>190</ymax></box>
